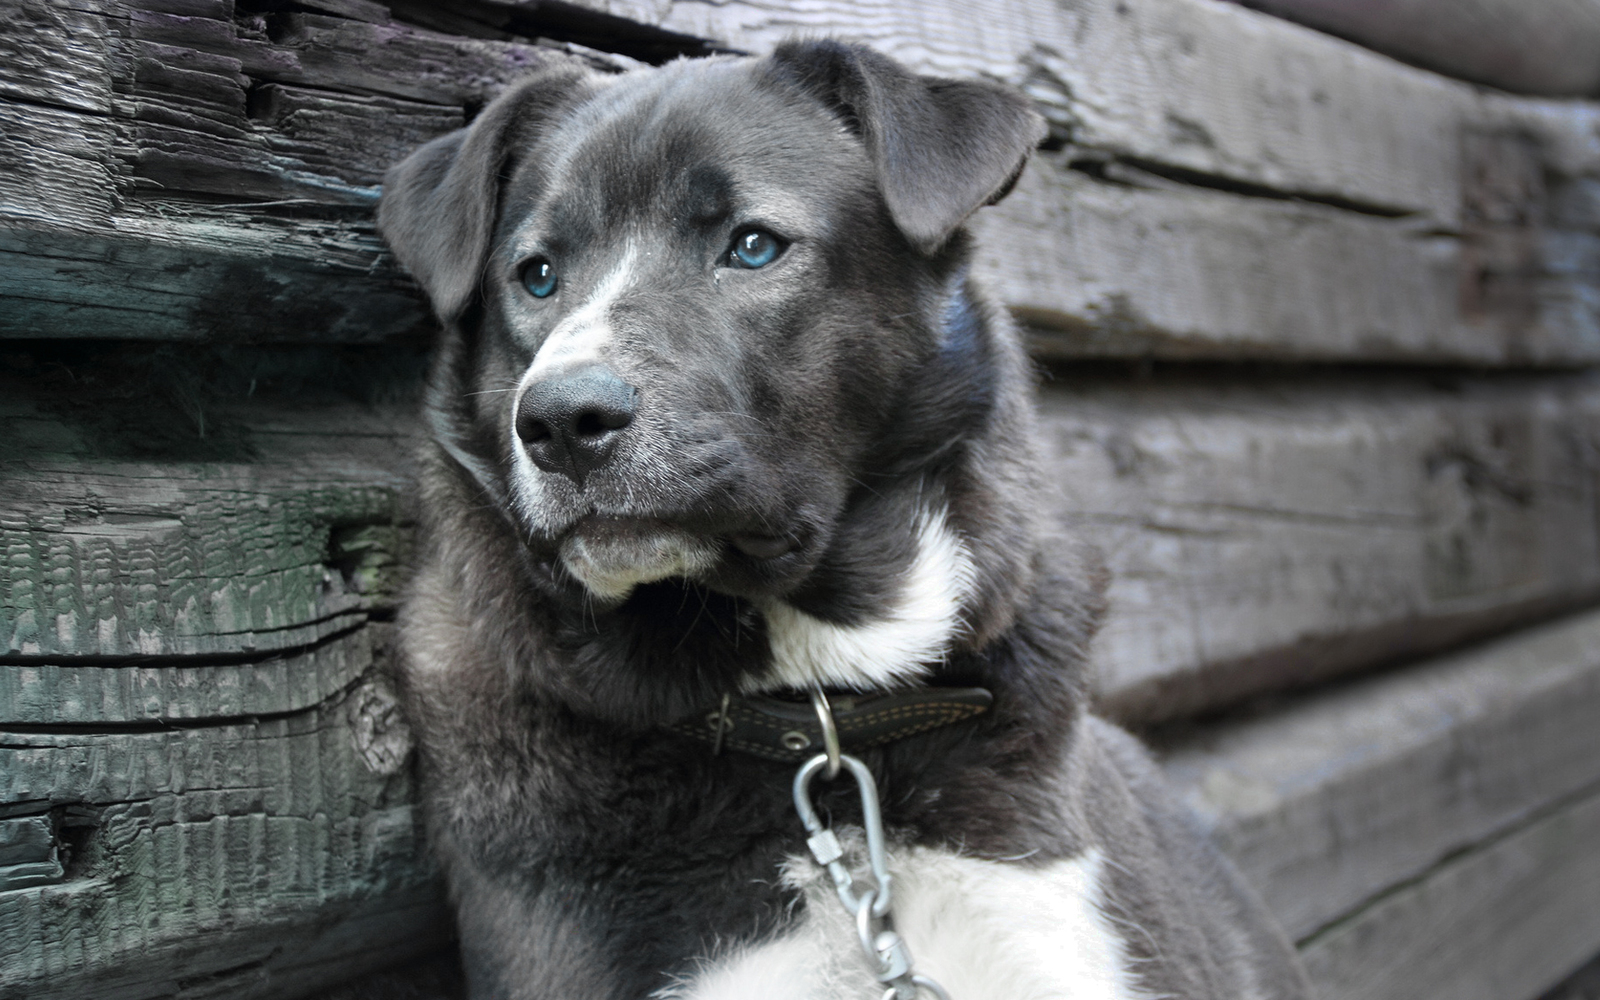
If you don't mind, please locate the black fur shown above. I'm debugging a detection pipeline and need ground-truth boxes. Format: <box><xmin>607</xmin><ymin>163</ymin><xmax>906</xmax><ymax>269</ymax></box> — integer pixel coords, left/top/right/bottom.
<box><xmin>380</xmin><ymin>40</ymin><xmax>1311</xmax><ymax>1000</ymax></box>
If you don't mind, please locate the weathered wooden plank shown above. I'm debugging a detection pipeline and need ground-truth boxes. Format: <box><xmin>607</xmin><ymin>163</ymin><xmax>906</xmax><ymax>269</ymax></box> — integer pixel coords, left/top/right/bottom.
<box><xmin>0</xmin><ymin>628</ymin><xmax>371</xmax><ymax>725</ymax></box>
<box><xmin>976</xmin><ymin>154</ymin><xmax>1600</xmax><ymax>364</ymax></box>
<box><xmin>1234</xmin><ymin>0</ymin><xmax>1600</xmax><ymax>97</ymax></box>
<box><xmin>647</xmin><ymin>0</ymin><xmax>1600</xmax><ymax>225</ymax></box>
<box><xmin>1034</xmin><ymin>372</ymin><xmax>1600</xmax><ymax>719</ymax></box>
<box><xmin>0</xmin><ymin>0</ymin><xmax>114</xmax><ymax>115</ymax></box>
<box><xmin>1298</xmin><ymin>788</ymin><xmax>1600</xmax><ymax>1000</ymax></box>
<box><xmin>0</xmin><ymin>386</ymin><xmax>415</xmax><ymax>659</ymax></box>
<box><xmin>1160</xmin><ymin>608</ymin><xmax>1600</xmax><ymax>940</ymax></box>
<box><xmin>0</xmin><ymin>0</ymin><xmax>590</xmax><ymax>342</ymax></box>
<box><xmin>0</xmin><ymin>212</ymin><xmax>431</xmax><ymax>344</ymax></box>
<box><xmin>5</xmin><ymin>0</ymin><xmax>1599</xmax><ymax>362</ymax></box>
<box><xmin>0</xmin><ymin>673</ymin><xmax>445</xmax><ymax>1000</ymax></box>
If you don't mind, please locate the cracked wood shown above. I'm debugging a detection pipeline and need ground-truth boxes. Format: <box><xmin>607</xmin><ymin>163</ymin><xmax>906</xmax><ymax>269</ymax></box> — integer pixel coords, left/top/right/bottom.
<box><xmin>1036</xmin><ymin>371</ymin><xmax>1600</xmax><ymax>720</ymax></box>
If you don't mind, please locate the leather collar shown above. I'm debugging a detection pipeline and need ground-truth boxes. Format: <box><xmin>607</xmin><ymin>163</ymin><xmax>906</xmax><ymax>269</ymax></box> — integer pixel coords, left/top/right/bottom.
<box><xmin>670</xmin><ymin>687</ymin><xmax>993</xmax><ymax>762</ymax></box>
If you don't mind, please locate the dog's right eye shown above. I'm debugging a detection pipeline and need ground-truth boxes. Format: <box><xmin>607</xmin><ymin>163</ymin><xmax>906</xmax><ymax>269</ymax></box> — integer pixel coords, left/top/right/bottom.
<box><xmin>520</xmin><ymin>258</ymin><xmax>558</xmax><ymax>298</ymax></box>
<box><xmin>728</xmin><ymin>229</ymin><xmax>785</xmax><ymax>269</ymax></box>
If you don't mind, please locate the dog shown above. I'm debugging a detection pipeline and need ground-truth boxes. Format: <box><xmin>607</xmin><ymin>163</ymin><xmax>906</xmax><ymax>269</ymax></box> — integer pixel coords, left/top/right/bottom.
<box><xmin>378</xmin><ymin>39</ymin><xmax>1313</xmax><ymax>1000</ymax></box>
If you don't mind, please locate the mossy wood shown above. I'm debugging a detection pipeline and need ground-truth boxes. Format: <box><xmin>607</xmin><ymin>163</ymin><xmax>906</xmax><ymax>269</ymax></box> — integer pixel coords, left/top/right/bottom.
<box><xmin>0</xmin><ymin>674</ymin><xmax>444</xmax><ymax>1000</ymax></box>
<box><xmin>1</xmin><ymin>392</ymin><xmax>414</xmax><ymax>660</ymax></box>
<box><xmin>0</xmin><ymin>378</ymin><xmax>437</xmax><ymax>998</ymax></box>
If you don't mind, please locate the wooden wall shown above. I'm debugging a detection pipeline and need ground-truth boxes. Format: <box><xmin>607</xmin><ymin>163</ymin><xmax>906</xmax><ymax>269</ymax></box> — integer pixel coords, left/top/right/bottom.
<box><xmin>3</xmin><ymin>1</ymin><xmax>1599</xmax><ymax>998</ymax></box>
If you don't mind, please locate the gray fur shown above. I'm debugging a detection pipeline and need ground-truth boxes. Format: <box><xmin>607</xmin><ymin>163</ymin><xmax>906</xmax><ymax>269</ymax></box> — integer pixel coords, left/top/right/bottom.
<box><xmin>380</xmin><ymin>39</ymin><xmax>1312</xmax><ymax>1000</ymax></box>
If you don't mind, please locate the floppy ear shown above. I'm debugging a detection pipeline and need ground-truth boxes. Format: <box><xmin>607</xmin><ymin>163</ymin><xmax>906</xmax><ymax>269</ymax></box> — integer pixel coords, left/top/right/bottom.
<box><xmin>378</xmin><ymin>65</ymin><xmax>596</xmax><ymax>323</ymax></box>
<box><xmin>767</xmin><ymin>40</ymin><xmax>1046</xmax><ymax>255</ymax></box>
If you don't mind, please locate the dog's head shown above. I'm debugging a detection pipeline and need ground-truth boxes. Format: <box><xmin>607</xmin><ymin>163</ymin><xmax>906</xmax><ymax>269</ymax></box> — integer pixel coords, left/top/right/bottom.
<box><xmin>381</xmin><ymin>41</ymin><xmax>1046</xmax><ymax>697</ymax></box>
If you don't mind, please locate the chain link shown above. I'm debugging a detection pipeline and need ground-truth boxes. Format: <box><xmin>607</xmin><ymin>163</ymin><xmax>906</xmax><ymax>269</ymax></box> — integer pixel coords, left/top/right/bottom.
<box><xmin>792</xmin><ymin>693</ymin><xmax>951</xmax><ymax>1000</ymax></box>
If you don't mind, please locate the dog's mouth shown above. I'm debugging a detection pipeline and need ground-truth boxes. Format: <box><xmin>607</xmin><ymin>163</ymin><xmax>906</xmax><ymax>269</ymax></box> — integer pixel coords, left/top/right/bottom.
<box><xmin>557</xmin><ymin>516</ymin><xmax>800</xmax><ymax>600</ymax></box>
<box><xmin>726</xmin><ymin>531</ymin><xmax>796</xmax><ymax>560</ymax></box>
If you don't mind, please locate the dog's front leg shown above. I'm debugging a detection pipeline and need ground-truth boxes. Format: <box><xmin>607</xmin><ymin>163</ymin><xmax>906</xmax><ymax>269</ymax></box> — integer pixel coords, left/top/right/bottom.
<box><xmin>446</xmin><ymin>854</ymin><xmax>636</xmax><ymax>1000</ymax></box>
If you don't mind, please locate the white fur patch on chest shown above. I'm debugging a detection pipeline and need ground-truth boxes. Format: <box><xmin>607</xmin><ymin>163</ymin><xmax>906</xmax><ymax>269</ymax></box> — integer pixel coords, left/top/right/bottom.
<box><xmin>661</xmin><ymin>845</ymin><xmax>1149</xmax><ymax>1000</ymax></box>
<box><xmin>751</xmin><ymin>504</ymin><xmax>976</xmax><ymax>692</ymax></box>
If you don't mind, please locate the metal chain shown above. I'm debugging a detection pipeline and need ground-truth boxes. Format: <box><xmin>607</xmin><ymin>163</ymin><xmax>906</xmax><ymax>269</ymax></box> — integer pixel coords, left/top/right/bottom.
<box><xmin>791</xmin><ymin>692</ymin><xmax>952</xmax><ymax>1000</ymax></box>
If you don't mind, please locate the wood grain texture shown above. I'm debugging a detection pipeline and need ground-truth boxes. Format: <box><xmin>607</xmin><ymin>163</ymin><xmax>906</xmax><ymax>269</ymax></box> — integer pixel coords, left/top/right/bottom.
<box><xmin>0</xmin><ymin>391</ymin><xmax>415</xmax><ymax>659</ymax></box>
<box><xmin>1234</xmin><ymin>0</ymin><xmax>1600</xmax><ymax>97</ymax></box>
<box><xmin>1034</xmin><ymin>372</ymin><xmax>1600</xmax><ymax>719</ymax></box>
<box><xmin>0</xmin><ymin>0</ymin><xmax>591</xmax><ymax>343</ymax></box>
<box><xmin>1161</xmin><ymin>608</ymin><xmax>1600</xmax><ymax>940</ymax></box>
<box><xmin>646</xmin><ymin>0</ymin><xmax>1600</xmax><ymax>362</ymax></box>
<box><xmin>650</xmin><ymin>0</ymin><xmax>1600</xmax><ymax>224</ymax></box>
<box><xmin>1298</xmin><ymin>787</ymin><xmax>1600</xmax><ymax>1000</ymax></box>
<box><xmin>974</xmin><ymin>155</ymin><xmax>1599</xmax><ymax>364</ymax></box>
<box><xmin>10</xmin><ymin>369</ymin><xmax>1600</xmax><ymax>719</ymax></box>
<box><xmin>0</xmin><ymin>628</ymin><xmax>371</xmax><ymax>724</ymax></box>
<box><xmin>3</xmin><ymin>0</ymin><xmax>1599</xmax><ymax>362</ymax></box>
<box><xmin>0</xmin><ymin>674</ymin><xmax>444</xmax><ymax>1000</ymax></box>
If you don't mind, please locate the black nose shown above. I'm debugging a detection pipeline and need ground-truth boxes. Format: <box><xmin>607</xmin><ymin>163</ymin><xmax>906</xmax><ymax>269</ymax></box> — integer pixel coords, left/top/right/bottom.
<box><xmin>515</xmin><ymin>366</ymin><xmax>638</xmax><ymax>483</ymax></box>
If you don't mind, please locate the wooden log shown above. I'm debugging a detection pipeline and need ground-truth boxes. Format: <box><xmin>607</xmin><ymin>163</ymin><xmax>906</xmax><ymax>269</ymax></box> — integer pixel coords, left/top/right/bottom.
<box><xmin>1298</xmin><ymin>788</ymin><xmax>1600</xmax><ymax>1000</ymax></box>
<box><xmin>0</xmin><ymin>628</ymin><xmax>372</xmax><ymax>725</ymax></box>
<box><xmin>644</xmin><ymin>0</ymin><xmax>1600</xmax><ymax>225</ymax></box>
<box><xmin>0</xmin><ymin>0</ymin><xmax>594</xmax><ymax>343</ymax></box>
<box><xmin>976</xmin><ymin>153</ymin><xmax>1600</xmax><ymax>365</ymax></box>
<box><xmin>1539</xmin><ymin>952</ymin><xmax>1600</xmax><ymax>1000</ymax></box>
<box><xmin>0</xmin><ymin>670</ymin><xmax>446</xmax><ymax>1000</ymax></box>
<box><xmin>1160</xmin><ymin>608</ymin><xmax>1600</xmax><ymax>940</ymax></box>
<box><xmin>0</xmin><ymin>387</ymin><xmax>415</xmax><ymax>659</ymax></box>
<box><xmin>1037</xmin><ymin>371</ymin><xmax>1600</xmax><ymax>720</ymax></box>
<box><xmin>4</xmin><ymin>0</ymin><xmax>1600</xmax><ymax>363</ymax></box>
<box><xmin>1232</xmin><ymin>0</ymin><xmax>1600</xmax><ymax>98</ymax></box>
<box><xmin>641</xmin><ymin>0</ymin><xmax>1600</xmax><ymax>363</ymax></box>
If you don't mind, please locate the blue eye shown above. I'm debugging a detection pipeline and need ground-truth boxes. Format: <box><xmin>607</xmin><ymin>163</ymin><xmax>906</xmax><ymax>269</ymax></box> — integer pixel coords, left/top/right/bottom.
<box><xmin>729</xmin><ymin>229</ymin><xmax>784</xmax><ymax>269</ymax></box>
<box><xmin>521</xmin><ymin>257</ymin><xmax>557</xmax><ymax>298</ymax></box>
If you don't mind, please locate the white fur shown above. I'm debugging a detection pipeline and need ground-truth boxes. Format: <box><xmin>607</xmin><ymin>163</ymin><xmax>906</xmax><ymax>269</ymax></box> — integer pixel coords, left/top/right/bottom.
<box><xmin>508</xmin><ymin>247</ymin><xmax>638</xmax><ymax>529</ymax></box>
<box><xmin>558</xmin><ymin>526</ymin><xmax>719</xmax><ymax>601</ymax></box>
<box><xmin>753</xmin><ymin>504</ymin><xmax>975</xmax><ymax>691</ymax></box>
<box><xmin>524</xmin><ymin>245</ymin><xmax>636</xmax><ymax>381</ymax></box>
<box><xmin>661</xmin><ymin>844</ymin><xmax>1149</xmax><ymax>1000</ymax></box>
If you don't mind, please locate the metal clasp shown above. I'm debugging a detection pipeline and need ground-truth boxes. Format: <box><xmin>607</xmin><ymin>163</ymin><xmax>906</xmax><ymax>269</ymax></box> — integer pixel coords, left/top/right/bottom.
<box><xmin>791</xmin><ymin>696</ymin><xmax>950</xmax><ymax>999</ymax></box>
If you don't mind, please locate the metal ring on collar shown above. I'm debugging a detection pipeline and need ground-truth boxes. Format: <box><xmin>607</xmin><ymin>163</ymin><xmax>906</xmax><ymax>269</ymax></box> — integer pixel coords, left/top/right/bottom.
<box><xmin>810</xmin><ymin>689</ymin><xmax>843</xmax><ymax>779</ymax></box>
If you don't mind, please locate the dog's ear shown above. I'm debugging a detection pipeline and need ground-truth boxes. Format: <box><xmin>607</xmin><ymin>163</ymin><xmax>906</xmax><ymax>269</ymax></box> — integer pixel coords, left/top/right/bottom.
<box><xmin>767</xmin><ymin>40</ymin><xmax>1046</xmax><ymax>254</ymax></box>
<box><xmin>379</xmin><ymin>65</ymin><xmax>595</xmax><ymax>323</ymax></box>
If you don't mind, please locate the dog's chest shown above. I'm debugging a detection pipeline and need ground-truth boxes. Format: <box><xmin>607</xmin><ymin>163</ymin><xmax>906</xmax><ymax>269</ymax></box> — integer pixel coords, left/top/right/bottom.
<box><xmin>667</xmin><ymin>844</ymin><xmax>1147</xmax><ymax>1000</ymax></box>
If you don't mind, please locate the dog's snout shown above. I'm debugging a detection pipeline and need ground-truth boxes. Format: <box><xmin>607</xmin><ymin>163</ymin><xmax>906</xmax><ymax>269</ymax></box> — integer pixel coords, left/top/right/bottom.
<box><xmin>516</xmin><ymin>366</ymin><xmax>638</xmax><ymax>483</ymax></box>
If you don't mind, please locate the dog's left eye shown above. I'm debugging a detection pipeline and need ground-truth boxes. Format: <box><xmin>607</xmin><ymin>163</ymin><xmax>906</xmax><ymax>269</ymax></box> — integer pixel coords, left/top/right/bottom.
<box><xmin>728</xmin><ymin>229</ymin><xmax>785</xmax><ymax>269</ymax></box>
<box><xmin>520</xmin><ymin>257</ymin><xmax>558</xmax><ymax>298</ymax></box>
